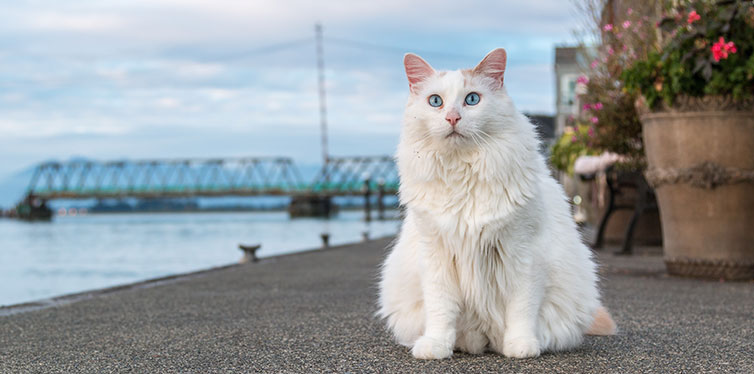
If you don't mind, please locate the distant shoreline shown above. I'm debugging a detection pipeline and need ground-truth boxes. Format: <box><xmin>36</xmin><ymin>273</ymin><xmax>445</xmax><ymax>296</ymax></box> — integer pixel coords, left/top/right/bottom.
<box><xmin>84</xmin><ymin>205</ymin><xmax>399</xmax><ymax>215</ymax></box>
<box><xmin>1</xmin><ymin>198</ymin><xmax>400</xmax><ymax>219</ymax></box>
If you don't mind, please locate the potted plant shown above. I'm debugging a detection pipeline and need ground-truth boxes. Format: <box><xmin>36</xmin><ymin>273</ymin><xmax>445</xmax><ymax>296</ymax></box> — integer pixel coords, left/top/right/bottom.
<box><xmin>552</xmin><ymin>1</ymin><xmax>664</xmax><ymax>247</ymax></box>
<box><xmin>622</xmin><ymin>0</ymin><xmax>754</xmax><ymax>280</ymax></box>
<box><xmin>551</xmin><ymin>119</ymin><xmax>602</xmax><ymax>176</ymax></box>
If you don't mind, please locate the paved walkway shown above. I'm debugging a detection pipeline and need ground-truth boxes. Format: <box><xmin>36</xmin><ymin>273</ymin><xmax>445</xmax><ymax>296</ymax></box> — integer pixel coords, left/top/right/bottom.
<box><xmin>1</xmin><ymin>238</ymin><xmax>752</xmax><ymax>373</ymax></box>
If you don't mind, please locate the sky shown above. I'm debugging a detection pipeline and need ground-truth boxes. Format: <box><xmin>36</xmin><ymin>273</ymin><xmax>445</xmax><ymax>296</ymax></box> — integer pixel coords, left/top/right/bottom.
<box><xmin>0</xmin><ymin>0</ymin><xmax>580</xmax><ymax>180</ymax></box>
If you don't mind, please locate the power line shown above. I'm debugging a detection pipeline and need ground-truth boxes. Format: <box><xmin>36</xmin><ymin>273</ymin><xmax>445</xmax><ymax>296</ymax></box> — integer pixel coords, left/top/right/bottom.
<box><xmin>325</xmin><ymin>36</ymin><xmax>477</xmax><ymax>61</ymax></box>
<box><xmin>238</xmin><ymin>38</ymin><xmax>314</xmax><ymax>57</ymax></box>
<box><xmin>165</xmin><ymin>35</ymin><xmax>476</xmax><ymax>63</ymax></box>
<box><xmin>194</xmin><ymin>37</ymin><xmax>314</xmax><ymax>61</ymax></box>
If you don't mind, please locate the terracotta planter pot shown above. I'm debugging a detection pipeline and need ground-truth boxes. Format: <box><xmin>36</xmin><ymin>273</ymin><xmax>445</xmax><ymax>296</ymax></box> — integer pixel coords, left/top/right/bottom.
<box><xmin>641</xmin><ymin>99</ymin><xmax>754</xmax><ymax>280</ymax></box>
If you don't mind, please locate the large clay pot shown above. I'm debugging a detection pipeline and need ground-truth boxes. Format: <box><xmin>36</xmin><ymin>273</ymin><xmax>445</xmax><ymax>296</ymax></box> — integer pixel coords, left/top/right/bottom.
<box><xmin>640</xmin><ymin>97</ymin><xmax>754</xmax><ymax>280</ymax></box>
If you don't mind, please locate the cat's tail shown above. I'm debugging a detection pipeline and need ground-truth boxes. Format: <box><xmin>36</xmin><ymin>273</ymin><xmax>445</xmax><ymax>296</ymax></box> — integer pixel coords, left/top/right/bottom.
<box><xmin>586</xmin><ymin>306</ymin><xmax>617</xmax><ymax>335</ymax></box>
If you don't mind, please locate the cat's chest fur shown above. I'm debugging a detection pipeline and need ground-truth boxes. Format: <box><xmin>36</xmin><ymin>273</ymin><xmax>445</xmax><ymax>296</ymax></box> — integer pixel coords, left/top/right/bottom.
<box><xmin>400</xmin><ymin>152</ymin><xmax>536</xmax><ymax>315</ymax></box>
<box><xmin>398</xmin><ymin>148</ymin><xmax>533</xmax><ymax>238</ymax></box>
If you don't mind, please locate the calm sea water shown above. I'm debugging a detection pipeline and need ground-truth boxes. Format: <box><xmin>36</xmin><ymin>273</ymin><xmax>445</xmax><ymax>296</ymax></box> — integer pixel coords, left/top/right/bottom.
<box><xmin>0</xmin><ymin>211</ymin><xmax>400</xmax><ymax>307</ymax></box>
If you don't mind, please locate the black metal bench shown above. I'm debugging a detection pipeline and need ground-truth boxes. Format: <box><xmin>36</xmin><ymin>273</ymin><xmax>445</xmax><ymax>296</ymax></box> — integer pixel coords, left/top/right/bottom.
<box><xmin>584</xmin><ymin>166</ymin><xmax>658</xmax><ymax>255</ymax></box>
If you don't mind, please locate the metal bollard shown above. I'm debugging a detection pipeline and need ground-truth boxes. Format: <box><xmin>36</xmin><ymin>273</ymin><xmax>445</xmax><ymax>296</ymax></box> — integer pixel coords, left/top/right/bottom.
<box><xmin>238</xmin><ymin>244</ymin><xmax>261</xmax><ymax>263</ymax></box>
<box><xmin>320</xmin><ymin>232</ymin><xmax>330</xmax><ymax>248</ymax></box>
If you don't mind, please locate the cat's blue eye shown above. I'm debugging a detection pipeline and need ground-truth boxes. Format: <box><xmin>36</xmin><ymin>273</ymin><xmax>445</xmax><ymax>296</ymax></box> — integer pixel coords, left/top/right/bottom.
<box><xmin>428</xmin><ymin>94</ymin><xmax>443</xmax><ymax>107</ymax></box>
<box><xmin>465</xmin><ymin>92</ymin><xmax>480</xmax><ymax>106</ymax></box>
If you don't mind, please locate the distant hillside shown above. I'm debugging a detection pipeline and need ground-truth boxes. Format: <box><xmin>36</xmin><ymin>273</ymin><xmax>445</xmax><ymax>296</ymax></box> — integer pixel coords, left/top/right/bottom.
<box><xmin>0</xmin><ymin>167</ymin><xmax>35</xmax><ymax>208</ymax></box>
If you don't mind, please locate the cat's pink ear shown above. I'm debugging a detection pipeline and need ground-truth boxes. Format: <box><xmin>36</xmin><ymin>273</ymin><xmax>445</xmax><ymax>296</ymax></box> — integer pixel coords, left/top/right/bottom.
<box><xmin>404</xmin><ymin>53</ymin><xmax>434</xmax><ymax>92</ymax></box>
<box><xmin>473</xmin><ymin>48</ymin><xmax>507</xmax><ymax>89</ymax></box>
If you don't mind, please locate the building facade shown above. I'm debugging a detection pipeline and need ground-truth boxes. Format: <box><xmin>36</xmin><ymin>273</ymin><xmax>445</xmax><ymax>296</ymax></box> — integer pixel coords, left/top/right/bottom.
<box><xmin>554</xmin><ymin>46</ymin><xmax>584</xmax><ymax>137</ymax></box>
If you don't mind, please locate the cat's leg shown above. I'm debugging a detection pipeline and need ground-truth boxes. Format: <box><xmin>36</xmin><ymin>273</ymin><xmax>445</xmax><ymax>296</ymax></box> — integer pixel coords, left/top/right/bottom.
<box><xmin>536</xmin><ymin>245</ymin><xmax>602</xmax><ymax>352</ymax></box>
<box><xmin>378</xmin><ymin>223</ymin><xmax>425</xmax><ymax>347</ymax></box>
<box><xmin>499</xmin><ymin>270</ymin><xmax>545</xmax><ymax>359</ymax></box>
<box><xmin>411</xmin><ymin>237</ymin><xmax>462</xmax><ymax>360</ymax></box>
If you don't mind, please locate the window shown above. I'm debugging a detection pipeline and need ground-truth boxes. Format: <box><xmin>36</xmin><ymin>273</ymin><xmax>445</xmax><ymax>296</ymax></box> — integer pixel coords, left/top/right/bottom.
<box><xmin>560</xmin><ymin>74</ymin><xmax>579</xmax><ymax>107</ymax></box>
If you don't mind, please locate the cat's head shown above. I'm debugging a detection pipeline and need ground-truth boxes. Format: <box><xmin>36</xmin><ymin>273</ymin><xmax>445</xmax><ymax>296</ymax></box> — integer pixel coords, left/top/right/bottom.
<box><xmin>402</xmin><ymin>48</ymin><xmax>516</xmax><ymax>151</ymax></box>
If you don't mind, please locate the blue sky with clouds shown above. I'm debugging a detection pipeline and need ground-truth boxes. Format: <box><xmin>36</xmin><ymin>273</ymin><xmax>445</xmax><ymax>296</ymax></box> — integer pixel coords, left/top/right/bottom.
<box><xmin>0</xmin><ymin>0</ymin><xmax>579</xmax><ymax>180</ymax></box>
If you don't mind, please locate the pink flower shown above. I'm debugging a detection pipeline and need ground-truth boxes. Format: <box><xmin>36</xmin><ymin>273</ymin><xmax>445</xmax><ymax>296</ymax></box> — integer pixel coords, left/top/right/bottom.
<box><xmin>627</xmin><ymin>8</ymin><xmax>633</xmax><ymax>16</ymax></box>
<box><xmin>582</xmin><ymin>103</ymin><xmax>591</xmax><ymax>111</ymax></box>
<box><xmin>622</xmin><ymin>20</ymin><xmax>631</xmax><ymax>28</ymax></box>
<box><xmin>590</xmin><ymin>60</ymin><xmax>599</xmax><ymax>69</ymax></box>
<box><xmin>711</xmin><ymin>37</ymin><xmax>737</xmax><ymax>62</ymax></box>
<box><xmin>594</xmin><ymin>102</ymin><xmax>603</xmax><ymax>110</ymax></box>
<box><xmin>591</xmin><ymin>116</ymin><xmax>599</xmax><ymax>124</ymax></box>
<box><xmin>687</xmin><ymin>10</ymin><xmax>701</xmax><ymax>24</ymax></box>
<box><xmin>588</xmin><ymin>127</ymin><xmax>595</xmax><ymax>137</ymax></box>
<box><xmin>571</xmin><ymin>136</ymin><xmax>578</xmax><ymax>143</ymax></box>
<box><xmin>607</xmin><ymin>47</ymin><xmax>614</xmax><ymax>55</ymax></box>
<box><xmin>603</xmin><ymin>24</ymin><xmax>613</xmax><ymax>31</ymax></box>
<box><xmin>577</xmin><ymin>75</ymin><xmax>589</xmax><ymax>84</ymax></box>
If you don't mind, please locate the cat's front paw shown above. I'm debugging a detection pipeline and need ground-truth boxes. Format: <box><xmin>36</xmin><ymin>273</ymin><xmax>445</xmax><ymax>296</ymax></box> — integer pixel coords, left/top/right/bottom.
<box><xmin>412</xmin><ymin>336</ymin><xmax>453</xmax><ymax>360</ymax></box>
<box><xmin>502</xmin><ymin>336</ymin><xmax>541</xmax><ymax>359</ymax></box>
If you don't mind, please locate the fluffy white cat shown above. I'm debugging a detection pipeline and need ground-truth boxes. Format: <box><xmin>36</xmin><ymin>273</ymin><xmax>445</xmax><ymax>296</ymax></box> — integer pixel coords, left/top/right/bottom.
<box><xmin>378</xmin><ymin>48</ymin><xmax>616</xmax><ymax>360</ymax></box>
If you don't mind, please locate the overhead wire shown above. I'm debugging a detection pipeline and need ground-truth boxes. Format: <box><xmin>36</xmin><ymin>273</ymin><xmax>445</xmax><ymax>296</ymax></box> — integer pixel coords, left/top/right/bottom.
<box><xmin>193</xmin><ymin>34</ymin><xmax>476</xmax><ymax>62</ymax></box>
<box><xmin>324</xmin><ymin>36</ymin><xmax>477</xmax><ymax>61</ymax></box>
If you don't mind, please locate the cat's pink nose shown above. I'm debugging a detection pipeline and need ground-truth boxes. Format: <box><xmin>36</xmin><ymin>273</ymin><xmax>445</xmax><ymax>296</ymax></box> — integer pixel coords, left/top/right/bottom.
<box><xmin>445</xmin><ymin>109</ymin><xmax>461</xmax><ymax>126</ymax></box>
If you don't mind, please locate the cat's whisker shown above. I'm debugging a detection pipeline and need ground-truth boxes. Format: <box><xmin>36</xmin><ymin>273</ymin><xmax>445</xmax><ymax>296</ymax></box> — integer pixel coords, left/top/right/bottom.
<box><xmin>471</xmin><ymin>132</ymin><xmax>491</xmax><ymax>149</ymax></box>
<box><xmin>470</xmin><ymin>133</ymin><xmax>484</xmax><ymax>149</ymax></box>
<box><xmin>475</xmin><ymin>130</ymin><xmax>494</xmax><ymax>148</ymax></box>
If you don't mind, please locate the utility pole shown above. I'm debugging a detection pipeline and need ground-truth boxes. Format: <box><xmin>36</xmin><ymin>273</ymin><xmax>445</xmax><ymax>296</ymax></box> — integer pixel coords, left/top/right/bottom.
<box><xmin>315</xmin><ymin>23</ymin><xmax>328</xmax><ymax>166</ymax></box>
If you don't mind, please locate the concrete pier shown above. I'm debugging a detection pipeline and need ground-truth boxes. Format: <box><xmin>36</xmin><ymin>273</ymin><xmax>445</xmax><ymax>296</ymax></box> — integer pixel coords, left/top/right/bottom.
<box><xmin>1</xmin><ymin>238</ymin><xmax>752</xmax><ymax>373</ymax></box>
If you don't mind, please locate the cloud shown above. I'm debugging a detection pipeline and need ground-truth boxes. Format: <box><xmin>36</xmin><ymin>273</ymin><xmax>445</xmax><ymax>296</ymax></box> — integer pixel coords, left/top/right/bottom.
<box><xmin>24</xmin><ymin>12</ymin><xmax>125</xmax><ymax>32</ymax></box>
<box><xmin>0</xmin><ymin>0</ymin><xmax>579</xmax><ymax>177</ymax></box>
<box><xmin>0</xmin><ymin>117</ymin><xmax>130</xmax><ymax>138</ymax></box>
<box><xmin>174</xmin><ymin>61</ymin><xmax>224</xmax><ymax>79</ymax></box>
<box><xmin>3</xmin><ymin>1</ymin><xmax>575</xmax><ymax>50</ymax></box>
<box><xmin>204</xmin><ymin>88</ymin><xmax>238</xmax><ymax>101</ymax></box>
<box><xmin>154</xmin><ymin>97</ymin><xmax>181</xmax><ymax>109</ymax></box>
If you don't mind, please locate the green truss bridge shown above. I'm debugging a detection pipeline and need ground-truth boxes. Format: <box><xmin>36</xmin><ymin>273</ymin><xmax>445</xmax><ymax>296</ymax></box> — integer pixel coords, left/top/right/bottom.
<box><xmin>16</xmin><ymin>156</ymin><xmax>399</xmax><ymax>220</ymax></box>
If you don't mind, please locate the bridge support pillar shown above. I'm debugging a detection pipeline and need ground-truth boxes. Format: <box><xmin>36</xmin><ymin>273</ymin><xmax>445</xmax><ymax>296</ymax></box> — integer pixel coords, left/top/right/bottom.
<box><xmin>15</xmin><ymin>194</ymin><xmax>53</xmax><ymax>221</ymax></box>
<box><xmin>363</xmin><ymin>178</ymin><xmax>372</xmax><ymax>222</ymax></box>
<box><xmin>288</xmin><ymin>195</ymin><xmax>335</xmax><ymax>218</ymax></box>
<box><xmin>377</xmin><ymin>181</ymin><xmax>385</xmax><ymax>220</ymax></box>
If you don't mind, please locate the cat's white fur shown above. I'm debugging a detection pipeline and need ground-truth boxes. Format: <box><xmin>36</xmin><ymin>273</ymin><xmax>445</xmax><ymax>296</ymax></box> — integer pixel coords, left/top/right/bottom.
<box><xmin>378</xmin><ymin>48</ymin><xmax>616</xmax><ymax>360</ymax></box>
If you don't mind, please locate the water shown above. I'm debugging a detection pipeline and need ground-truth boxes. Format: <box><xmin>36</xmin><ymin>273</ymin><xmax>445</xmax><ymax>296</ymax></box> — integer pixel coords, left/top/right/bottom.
<box><xmin>0</xmin><ymin>211</ymin><xmax>400</xmax><ymax>307</ymax></box>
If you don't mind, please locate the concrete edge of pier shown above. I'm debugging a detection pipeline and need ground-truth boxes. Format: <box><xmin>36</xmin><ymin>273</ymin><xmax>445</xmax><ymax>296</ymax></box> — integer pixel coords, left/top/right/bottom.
<box><xmin>0</xmin><ymin>236</ymin><xmax>394</xmax><ymax>317</ymax></box>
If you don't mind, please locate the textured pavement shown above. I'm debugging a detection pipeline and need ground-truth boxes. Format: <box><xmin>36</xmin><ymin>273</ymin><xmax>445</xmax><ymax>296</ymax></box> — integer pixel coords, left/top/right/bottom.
<box><xmin>1</xmin><ymin>237</ymin><xmax>753</xmax><ymax>373</ymax></box>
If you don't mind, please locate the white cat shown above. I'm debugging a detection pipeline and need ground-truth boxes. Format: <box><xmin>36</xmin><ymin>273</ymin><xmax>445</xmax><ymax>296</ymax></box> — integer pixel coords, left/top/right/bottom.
<box><xmin>378</xmin><ymin>48</ymin><xmax>616</xmax><ymax>360</ymax></box>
